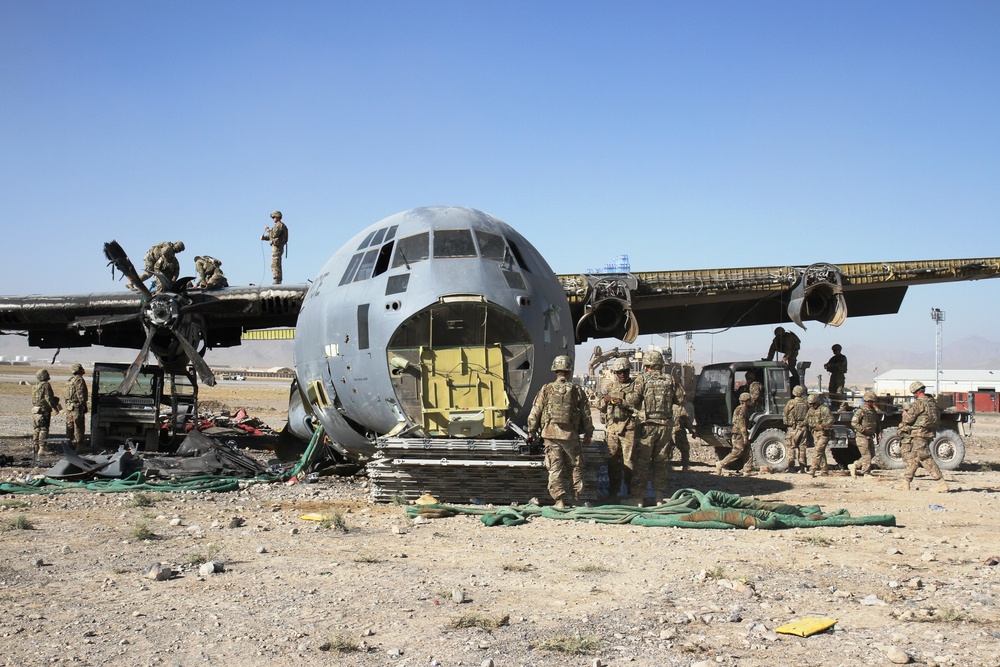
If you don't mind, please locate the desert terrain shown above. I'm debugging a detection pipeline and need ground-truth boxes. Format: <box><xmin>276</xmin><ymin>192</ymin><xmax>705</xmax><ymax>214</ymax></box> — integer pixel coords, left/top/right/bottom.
<box><xmin>1</xmin><ymin>365</ymin><xmax>998</xmax><ymax>667</ymax></box>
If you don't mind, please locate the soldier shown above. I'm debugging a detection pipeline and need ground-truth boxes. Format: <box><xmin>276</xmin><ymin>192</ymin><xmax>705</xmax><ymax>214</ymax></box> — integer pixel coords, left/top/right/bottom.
<box><xmin>716</xmin><ymin>392</ymin><xmax>754</xmax><ymax>476</ymax></box>
<box><xmin>824</xmin><ymin>344</ymin><xmax>848</xmax><ymax>400</ymax></box>
<box><xmin>527</xmin><ymin>355</ymin><xmax>594</xmax><ymax>508</ymax></box>
<box><xmin>64</xmin><ymin>363</ymin><xmax>89</xmax><ymax>453</ymax></box>
<box><xmin>194</xmin><ymin>255</ymin><xmax>229</xmax><ymax>289</ymax></box>
<box><xmin>896</xmin><ymin>381</ymin><xmax>948</xmax><ymax>492</ymax></box>
<box><xmin>262</xmin><ymin>210</ymin><xmax>289</xmax><ymax>284</ymax></box>
<box><xmin>599</xmin><ymin>357</ymin><xmax>639</xmax><ymax>501</ymax></box>
<box><xmin>765</xmin><ymin>326</ymin><xmax>801</xmax><ymax>386</ymax></box>
<box><xmin>805</xmin><ymin>393</ymin><xmax>833</xmax><ymax>476</ymax></box>
<box><xmin>134</xmin><ymin>241</ymin><xmax>185</xmax><ymax>292</ymax></box>
<box><xmin>31</xmin><ymin>369</ymin><xmax>61</xmax><ymax>460</ymax></box>
<box><xmin>744</xmin><ymin>371</ymin><xmax>763</xmax><ymax>412</ymax></box>
<box><xmin>668</xmin><ymin>402</ymin><xmax>692</xmax><ymax>472</ymax></box>
<box><xmin>629</xmin><ymin>349</ymin><xmax>684</xmax><ymax>505</ymax></box>
<box><xmin>848</xmin><ymin>390</ymin><xmax>879</xmax><ymax>477</ymax></box>
<box><xmin>783</xmin><ymin>385</ymin><xmax>809</xmax><ymax>472</ymax></box>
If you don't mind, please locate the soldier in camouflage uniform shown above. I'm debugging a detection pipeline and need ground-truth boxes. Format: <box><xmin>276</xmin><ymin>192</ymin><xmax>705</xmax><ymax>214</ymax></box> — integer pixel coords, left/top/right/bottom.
<box><xmin>896</xmin><ymin>381</ymin><xmax>948</xmax><ymax>492</ymax></box>
<box><xmin>194</xmin><ymin>255</ymin><xmax>229</xmax><ymax>289</ymax></box>
<box><xmin>667</xmin><ymin>402</ymin><xmax>692</xmax><ymax>472</ymax></box>
<box><xmin>766</xmin><ymin>326</ymin><xmax>802</xmax><ymax>387</ymax></box>
<box><xmin>64</xmin><ymin>363</ymin><xmax>89</xmax><ymax>453</ymax></box>
<box><xmin>262</xmin><ymin>210</ymin><xmax>289</xmax><ymax>284</ymax></box>
<box><xmin>31</xmin><ymin>369</ymin><xmax>61</xmax><ymax>459</ymax></box>
<box><xmin>716</xmin><ymin>392</ymin><xmax>754</xmax><ymax>475</ymax></box>
<box><xmin>134</xmin><ymin>241</ymin><xmax>185</xmax><ymax>292</ymax></box>
<box><xmin>805</xmin><ymin>393</ymin><xmax>833</xmax><ymax>476</ymax></box>
<box><xmin>629</xmin><ymin>350</ymin><xmax>684</xmax><ymax>505</ymax></box>
<box><xmin>783</xmin><ymin>384</ymin><xmax>809</xmax><ymax>472</ymax></box>
<box><xmin>824</xmin><ymin>344</ymin><xmax>848</xmax><ymax>400</ymax></box>
<box><xmin>527</xmin><ymin>355</ymin><xmax>594</xmax><ymax>508</ymax></box>
<box><xmin>848</xmin><ymin>390</ymin><xmax>879</xmax><ymax>477</ymax></box>
<box><xmin>744</xmin><ymin>371</ymin><xmax>763</xmax><ymax>412</ymax></box>
<box><xmin>599</xmin><ymin>357</ymin><xmax>639</xmax><ymax>500</ymax></box>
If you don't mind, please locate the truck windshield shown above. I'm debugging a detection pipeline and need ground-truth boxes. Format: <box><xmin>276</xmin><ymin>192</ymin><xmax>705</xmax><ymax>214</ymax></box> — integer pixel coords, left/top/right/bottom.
<box><xmin>95</xmin><ymin>367</ymin><xmax>158</xmax><ymax>397</ymax></box>
<box><xmin>696</xmin><ymin>368</ymin><xmax>731</xmax><ymax>395</ymax></box>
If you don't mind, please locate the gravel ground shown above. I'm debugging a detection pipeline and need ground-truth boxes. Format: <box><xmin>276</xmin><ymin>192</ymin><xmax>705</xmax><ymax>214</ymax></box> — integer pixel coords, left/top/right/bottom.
<box><xmin>1</xmin><ymin>372</ymin><xmax>999</xmax><ymax>667</ymax></box>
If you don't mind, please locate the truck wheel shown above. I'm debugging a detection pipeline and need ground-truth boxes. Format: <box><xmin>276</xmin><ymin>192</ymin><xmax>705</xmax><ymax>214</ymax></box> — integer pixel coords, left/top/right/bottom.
<box><xmin>751</xmin><ymin>428</ymin><xmax>789</xmax><ymax>472</ymax></box>
<box><xmin>832</xmin><ymin>444</ymin><xmax>861</xmax><ymax>467</ymax></box>
<box><xmin>931</xmin><ymin>429</ymin><xmax>965</xmax><ymax>471</ymax></box>
<box><xmin>875</xmin><ymin>427</ymin><xmax>904</xmax><ymax>469</ymax></box>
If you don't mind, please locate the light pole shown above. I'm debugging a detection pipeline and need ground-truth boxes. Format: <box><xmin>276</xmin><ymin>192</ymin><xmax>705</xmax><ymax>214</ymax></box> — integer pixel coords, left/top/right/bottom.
<box><xmin>931</xmin><ymin>308</ymin><xmax>945</xmax><ymax>396</ymax></box>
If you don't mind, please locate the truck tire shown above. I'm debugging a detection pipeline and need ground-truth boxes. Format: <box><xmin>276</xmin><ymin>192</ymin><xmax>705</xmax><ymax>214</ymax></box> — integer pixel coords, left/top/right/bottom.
<box><xmin>751</xmin><ymin>428</ymin><xmax>789</xmax><ymax>472</ymax></box>
<box><xmin>875</xmin><ymin>427</ymin><xmax>904</xmax><ymax>469</ymax></box>
<box><xmin>832</xmin><ymin>444</ymin><xmax>861</xmax><ymax>467</ymax></box>
<box><xmin>930</xmin><ymin>429</ymin><xmax>965</xmax><ymax>471</ymax></box>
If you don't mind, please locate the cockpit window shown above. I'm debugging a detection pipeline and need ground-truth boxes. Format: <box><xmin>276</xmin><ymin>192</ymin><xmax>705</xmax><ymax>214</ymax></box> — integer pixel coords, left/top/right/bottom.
<box><xmin>353</xmin><ymin>248</ymin><xmax>380</xmax><ymax>282</ymax></box>
<box><xmin>357</xmin><ymin>231</ymin><xmax>376</xmax><ymax>251</ymax></box>
<box><xmin>434</xmin><ymin>229</ymin><xmax>476</xmax><ymax>258</ymax></box>
<box><xmin>475</xmin><ymin>230</ymin><xmax>507</xmax><ymax>261</ymax></box>
<box><xmin>384</xmin><ymin>224</ymin><xmax>398</xmax><ymax>241</ymax></box>
<box><xmin>370</xmin><ymin>227</ymin><xmax>387</xmax><ymax>246</ymax></box>
<box><xmin>506</xmin><ymin>239</ymin><xmax>531</xmax><ymax>273</ymax></box>
<box><xmin>339</xmin><ymin>253</ymin><xmax>364</xmax><ymax>285</ymax></box>
<box><xmin>391</xmin><ymin>232</ymin><xmax>429</xmax><ymax>269</ymax></box>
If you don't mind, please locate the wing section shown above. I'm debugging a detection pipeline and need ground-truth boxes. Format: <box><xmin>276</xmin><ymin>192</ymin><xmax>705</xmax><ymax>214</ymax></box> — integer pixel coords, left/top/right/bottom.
<box><xmin>561</xmin><ymin>257</ymin><xmax>1000</xmax><ymax>343</ymax></box>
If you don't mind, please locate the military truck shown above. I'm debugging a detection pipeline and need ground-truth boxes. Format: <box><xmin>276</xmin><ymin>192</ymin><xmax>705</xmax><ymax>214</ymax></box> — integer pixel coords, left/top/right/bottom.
<box><xmin>90</xmin><ymin>363</ymin><xmax>198</xmax><ymax>451</ymax></box>
<box><xmin>692</xmin><ymin>360</ymin><xmax>968</xmax><ymax>471</ymax></box>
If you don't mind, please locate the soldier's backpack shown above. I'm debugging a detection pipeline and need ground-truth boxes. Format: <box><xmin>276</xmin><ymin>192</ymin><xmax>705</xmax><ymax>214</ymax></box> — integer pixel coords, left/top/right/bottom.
<box><xmin>543</xmin><ymin>381</ymin><xmax>581</xmax><ymax>427</ymax></box>
<box><xmin>641</xmin><ymin>373</ymin><xmax>674</xmax><ymax>421</ymax></box>
<box><xmin>913</xmin><ymin>396</ymin><xmax>941</xmax><ymax>430</ymax></box>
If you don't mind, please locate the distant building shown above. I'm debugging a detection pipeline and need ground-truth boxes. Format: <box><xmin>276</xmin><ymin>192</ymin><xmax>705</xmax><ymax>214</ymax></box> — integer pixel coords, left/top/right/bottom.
<box><xmin>874</xmin><ymin>369</ymin><xmax>999</xmax><ymax>413</ymax></box>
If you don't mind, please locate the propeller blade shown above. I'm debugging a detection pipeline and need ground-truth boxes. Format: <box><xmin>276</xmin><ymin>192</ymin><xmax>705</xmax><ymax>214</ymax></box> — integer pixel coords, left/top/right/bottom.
<box><xmin>104</xmin><ymin>240</ymin><xmax>153</xmax><ymax>300</ymax></box>
<box><xmin>117</xmin><ymin>326</ymin><xmax>156</xmax><ymax>394</ymax></box>
<box><xmin>170</xmin><ymin>330</ymin><xmax>217</xmax><ymax>387</ymax></box>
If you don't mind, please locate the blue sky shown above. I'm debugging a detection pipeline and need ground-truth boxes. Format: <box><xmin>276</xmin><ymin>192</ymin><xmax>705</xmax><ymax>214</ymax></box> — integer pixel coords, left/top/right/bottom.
<box><xmin>2</xmin><ymin>1</ymin><xmax>999</xmax><ymax>364</ymax></box>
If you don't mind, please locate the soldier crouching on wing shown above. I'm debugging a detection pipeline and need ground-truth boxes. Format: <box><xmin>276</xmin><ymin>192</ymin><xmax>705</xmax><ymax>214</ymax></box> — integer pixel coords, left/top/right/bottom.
<box><xmin>132</xmin><ymin>241</ymin><xmax>185</xmax><ymax>292</ymax></box>
<box><xmin>716</xmin><ymin>392</ymin><xmax>754</xmax><ymax>476</ymax></box>
<box><xmin>31</xmin><ymin>369</ymin><xmax>61</xmax><ymax>460</ymax></box>
<box><xmin>527</xmin><ymin>355</ymin><xmax>594</xmax><ymax>509</ymax></box>
<box><xmin>599</xmin><ymin>357</ymin><xmax>639</xmax><ymax>501</ymax></box>
<box><xmin>849</xmin><ymin>390</ymin><xmax>879</xmax><ymax>477</ymax></box>
<box><xmin>64</xmin><ymin>363</ymin><xmax>89</xmax><ymax>453</ymax></box>
<box><xmin>629</xmin><ymin>350</ymin><xmax>684</xmax><ymax>506</ymax></box>
<box><xmin>193</xmin><ymin>255</ymin><xmax>229</xmax><ymax>289</ymax></box>
<box><xmin>805</xmin><ymin>394</ymin><xmax>833</xmax><ymax>476</ymax></box>
<box><xmin>896</xmin><ymin>381</ymin><xmax>948</xmax><ymax>493</ymax></box>
<box><xmin>783</xmin><ymin>385</ymin><xmax>809</xmax><ymax>473</ymax></box>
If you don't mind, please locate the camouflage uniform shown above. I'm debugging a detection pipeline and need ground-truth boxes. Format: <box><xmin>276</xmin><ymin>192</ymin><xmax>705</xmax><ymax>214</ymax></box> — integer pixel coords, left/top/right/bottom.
<box><xmin>667</xmin><ymin>403</ymin><xmax>691</xmax><ymax>471</ymax></box>
<box><xmin>850</xmin><ymin>392</ymin><xmax>879</xmax><ymax>476</ymax></box>
<box><xmin>805</xmin><ymin>397</ymin><xmax>833</xmax><ymax>475</ymax></box>
<box><xmin>630</xmin><ymin>356</ymin><xmax>683</xmax><ymax>503</ymax></box>
<box><xmin>766</xmin><ymin>327</ymin><xmax>801</xmax><ymax>386</ymax></box>
<box><xmin>136</xmin><ymin>241</ymin><xmax>185</xmax><ymax>292</ymax></box>
<box><xmin>824</xmin><ymin>345</ymin><xmax>848</xmax><ymax>399</ymax></box>
<box><xmin>262</xmin><ymin>211</ymin><xmax>289</xmax><ymax>284</ymax></box>
<box><xmin>744</xmin><ymin>372</ymin><xmax>763</xmax><ymax>412</ymax></box>
<box><xmin>527</xmin><ymin>370</ymin><xmax>594</xmax><ymax>505</ymax></box>
<box><xmin>194</xmin><ymin>255</ymin><xmax>229</xmax><ymax>289</ymax></box>
<box><xmin>31</xmin><ymin>369</ymin><xmax>61</xmax><ymax>458</ymax></box>
<box><xmin>599</xmin><ymin>361</ymin><xmax>639</xmax><ymax>498</ymax></box>
<box><xmin>783</xmin><ymin>386</ymin><xmax>809</xmax><ymax>471</ymax></box>
<box><xmin>898</xmin><ymin>383</ymin><xmax>944</xmax><ymax>490</ymax></box>
<box><xmin>717</xmin><ymin>393</ymin><xmax>753</xmax><ymax>474</ymax></box>
<box><xmin>64</xmin><ymin>364</ymin><xmax>89</xmax><ymax>452</ymax></box>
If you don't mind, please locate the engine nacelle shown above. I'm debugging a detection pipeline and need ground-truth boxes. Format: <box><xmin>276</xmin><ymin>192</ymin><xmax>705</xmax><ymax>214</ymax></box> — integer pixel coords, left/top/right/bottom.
<box><xmin>787</xmin><ymin>263</ymin><xmax>847</xmax><ymax>329</ymax></box>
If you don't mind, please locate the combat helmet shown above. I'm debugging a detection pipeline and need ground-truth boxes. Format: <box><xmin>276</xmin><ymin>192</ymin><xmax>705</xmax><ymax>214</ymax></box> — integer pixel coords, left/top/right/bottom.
<box><xmin>643</xmin><ymin>349</ymin><xmax>664</xmax><ymax>367</ymax></box>
<box><xmin>807</xmin><ymin>393</ymin><xmax>820</xmax><ymax>405</ymax></box>
<box><xmin>863</xmin><ymin>390</ymin><xmax>877</xmax><ymax>402</ymax></box>
<box><xmin>610</xmin><ymin>358</ymin><xmax>630</xmax><ymax>373</ymax></box>
<box><xmin>70</xmin><ymin>363</ymin><xmax>84</xmax><ymax>375</ymax></box>
<box><xmin>909</xmin><ymin>381</ymin><xmax>926</xmax><ymax>394</ymax></box>
<box><xmin>172</xmin><ymin>241</ymin><xmax>185</xmax><ymax>253</ymax></box>
<box><xmin>35</xmin><ymin>369</ymin><xmax>49</xmax><ymax>381</ymax></box>
<box><xmin>792</xmin><ymin>385</ymin><xmax>806</xmax><ymax>397</ymax></box>
<box><xmin>832</xmin><ymin>344</ymin><xmax>842</xmax><ymax>352</ymax></box>
<box><xmin>270</xmin><ymin>210</ymin><xmax>282</xmax><ymax>220</ymax></box>
<box><xmin>774</xmin><ymin>326</ymin><xmax>785</xmax><ymax>335</ymax></box>
<box><xmin>551</xmin><ymin>355</ymin><xmax>573</xmax><ymax>372</ymax></box>
<box><xmin>739</xmin><ymin>392</ymin><xmax>751</xmax><ymax>403</ymax></box>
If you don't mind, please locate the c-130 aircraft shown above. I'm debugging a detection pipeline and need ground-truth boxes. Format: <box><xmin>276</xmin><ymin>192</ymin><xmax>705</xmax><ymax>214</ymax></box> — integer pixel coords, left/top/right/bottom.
<box><xmin>2</xmin><ymin>206</ymin><xmax>999</xmax><ymax>502</ymax></box>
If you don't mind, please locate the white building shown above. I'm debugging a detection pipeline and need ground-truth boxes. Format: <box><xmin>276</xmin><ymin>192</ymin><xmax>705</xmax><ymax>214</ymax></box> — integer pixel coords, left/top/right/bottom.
<box><xmin>873</xmin><ymin>369</ymin><xmax>1000</xmax><ymax>396</ymax></box>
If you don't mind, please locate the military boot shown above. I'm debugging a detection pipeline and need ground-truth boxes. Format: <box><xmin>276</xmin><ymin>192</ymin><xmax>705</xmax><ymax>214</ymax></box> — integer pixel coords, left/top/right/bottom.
<box><xmin>847</xmin><ymin>462</ymin><xmax>857</xmax><ymax>477</ymax></box>
<box><xmin>715</xmin><ymin>462</ymin><xmax>724</xmax><ymax>476</ymax></box>
<box><xmin>931</xmin><ymin>481</ymin><xmax>949</xmax><ymax>493</ymax></box>
<box><xmin>895</xmin><ymin>480</ymin><xmax>911</xmax><ymax>491</ymax></box>
<box><xmin>552</xmin><ymin>499</ymin><xmax>567</xmax><ymax>510</ymax></box>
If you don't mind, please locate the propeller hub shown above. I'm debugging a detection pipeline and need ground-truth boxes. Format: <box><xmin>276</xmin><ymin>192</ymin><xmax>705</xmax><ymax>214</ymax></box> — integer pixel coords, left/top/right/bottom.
<box><xmin>144</xmin><ymin>294</ymin><xmax>180</xmax><ymax>328</ymax></box>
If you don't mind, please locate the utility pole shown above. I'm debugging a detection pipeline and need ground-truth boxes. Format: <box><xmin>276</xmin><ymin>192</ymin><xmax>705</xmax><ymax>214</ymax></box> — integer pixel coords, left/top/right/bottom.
<box><xmin>931</xmin><ymin>308</ymin><xmax>945</xmax><ymax>396</ymax></box>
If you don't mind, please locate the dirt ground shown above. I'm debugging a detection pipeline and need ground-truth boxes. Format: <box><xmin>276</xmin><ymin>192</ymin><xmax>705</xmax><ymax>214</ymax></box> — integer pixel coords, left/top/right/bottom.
<box><xmin>1</xmin><ymin>366</ymin><xmax>998</xmax><ymax>667</ymax></box>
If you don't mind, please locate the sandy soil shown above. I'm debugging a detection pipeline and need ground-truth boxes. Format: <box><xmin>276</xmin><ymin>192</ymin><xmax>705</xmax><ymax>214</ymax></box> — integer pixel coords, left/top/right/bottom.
<box><xmin>1</xmin><ymin>368</ymin><xmax>998</xmax><ymax>667</ymax></box>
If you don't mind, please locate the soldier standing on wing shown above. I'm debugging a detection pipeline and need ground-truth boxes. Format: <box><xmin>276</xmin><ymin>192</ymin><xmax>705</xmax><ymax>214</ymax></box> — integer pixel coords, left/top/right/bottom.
<box><xmin>262</xmin><ymin>210</ymin><xmax>289</xmax><ymax>284</ymax></box>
